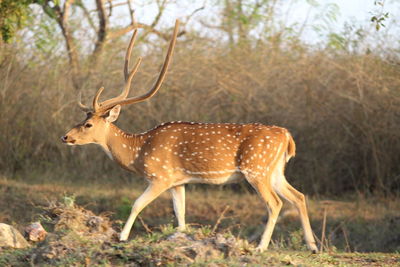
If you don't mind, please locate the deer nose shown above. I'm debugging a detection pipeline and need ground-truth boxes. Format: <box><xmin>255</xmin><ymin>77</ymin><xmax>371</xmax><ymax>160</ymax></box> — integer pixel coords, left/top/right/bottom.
<box><xmin>61</xmin><ymin>135</ymin><xmax>68</xmax><ymax>143</ymax></box>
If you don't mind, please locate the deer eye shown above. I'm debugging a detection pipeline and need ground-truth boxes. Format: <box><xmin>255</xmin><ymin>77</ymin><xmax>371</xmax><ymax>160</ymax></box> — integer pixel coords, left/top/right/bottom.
<box><xmin>84</xmin><ymin>123</ymin><xmax>92</xmax><ymax>128</ymax></box>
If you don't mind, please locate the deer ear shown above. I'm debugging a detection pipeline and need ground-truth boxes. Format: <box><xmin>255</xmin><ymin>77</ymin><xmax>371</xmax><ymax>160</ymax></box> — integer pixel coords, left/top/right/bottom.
<box><xmin>105</xmin><ymin>105</ymin><xmax>121</xmax><ymax>122</ymax></box>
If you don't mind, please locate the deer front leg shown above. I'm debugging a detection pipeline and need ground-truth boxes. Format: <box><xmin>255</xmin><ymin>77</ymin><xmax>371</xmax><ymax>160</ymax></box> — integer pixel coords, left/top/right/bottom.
<box><xmin>120</xmin><ymin>183</ymin><xmax>168</xmax><ymax>241</ymax></box>
<box><xmin>170</xmin><ymin>185</ymin><xmax>186</xmax><ymax>231</ymax></box>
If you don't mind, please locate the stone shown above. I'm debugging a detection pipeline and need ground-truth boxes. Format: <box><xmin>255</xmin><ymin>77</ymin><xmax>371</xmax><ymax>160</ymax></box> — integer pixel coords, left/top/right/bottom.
<box><xmin>0</xmin><ymin>223</ymin><xmax>30</xmax><ymax>248</ymax></box>
<box><xmin>24</xmin><ymin>222</ymin><xmax>47</xmax><ymax>242</ymax></box>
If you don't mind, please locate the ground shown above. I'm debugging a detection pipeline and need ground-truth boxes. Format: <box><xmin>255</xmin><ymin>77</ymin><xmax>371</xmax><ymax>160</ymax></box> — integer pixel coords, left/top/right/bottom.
<box><xmin>0</xmin><ymin>176</ymin><xmax>399</xmax><ymax>266</ymax></box>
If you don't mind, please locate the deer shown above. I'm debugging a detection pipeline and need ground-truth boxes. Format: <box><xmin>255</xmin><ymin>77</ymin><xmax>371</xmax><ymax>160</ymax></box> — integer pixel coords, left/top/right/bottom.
<box><xmin>61</xmin><ymin>20</ymin><xmax>318</xmax><ymax>253</ymax></box>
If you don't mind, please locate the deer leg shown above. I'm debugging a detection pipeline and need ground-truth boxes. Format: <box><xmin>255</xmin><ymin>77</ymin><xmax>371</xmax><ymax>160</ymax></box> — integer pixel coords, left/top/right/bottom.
<box><xmin>247</xmin><ymin>177</ymin><xmax>282</xmax><ymax>252</ymax></box>
<box><xmin>120</xmin><ymin>183</ymin><xmax>168</xmax><ymax>241</ymax></box>
<box><xmin>170</xmin><ymin>185</ymin><xmax>186</xmax><ymax>231</ymax></box>
<box><xmin>273</xmin><ymin>171</ymin><xmax>319</xmax><ymax>253</ymax></box>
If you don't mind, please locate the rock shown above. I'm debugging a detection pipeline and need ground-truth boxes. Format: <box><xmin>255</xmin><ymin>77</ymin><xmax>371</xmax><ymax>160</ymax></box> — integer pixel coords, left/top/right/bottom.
<box><xmin>25</xmin><ymin>222</ymin><xmax>47</xmax><ymax>242</ymax></box>
<box><xmin>48</xmin><ymin>202</ymin><xmax>116</xmax><ymax>243</ymax></box>
<box><xmin>0</xmin><ymin>223</ymin><xmax>30</xmax><ymax>248</ymax></box>
<box><xmin>185</xmin><ymin>240</ymin><xmax>222</xmax><ymax>261</ymax></box>
<box><xmin>167</xmin><ymin>232</ymin><xmax>193</xmax><ymax>241</ymax></box>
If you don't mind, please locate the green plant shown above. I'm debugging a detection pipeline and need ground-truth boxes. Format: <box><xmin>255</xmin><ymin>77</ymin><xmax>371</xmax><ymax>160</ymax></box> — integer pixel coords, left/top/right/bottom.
<box><xmin>0</xmin><ymin>0</ymin><xmax>33</xmax><ymax>42</ymax></box>
<box><xmin>288</xmin><ymin>229</ymin><xmax>307</xmax><ymax>251</ymax></box>
<box><xmin>160</xmin><ymin>224</ymin><xmax>176</xmax><ymax>237</ymax></box>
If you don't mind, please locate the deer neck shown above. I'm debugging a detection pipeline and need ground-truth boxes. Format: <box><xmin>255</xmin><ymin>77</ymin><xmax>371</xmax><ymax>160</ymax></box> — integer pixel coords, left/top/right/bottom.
<box><xmin>100</xmin><ymin>123</ymin><xmax>144</xmax><ymax>169</ymax></box>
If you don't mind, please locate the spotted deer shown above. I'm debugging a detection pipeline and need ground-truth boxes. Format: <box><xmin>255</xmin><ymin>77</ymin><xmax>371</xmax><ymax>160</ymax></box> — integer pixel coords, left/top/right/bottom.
<box><xmin>61</xmin><ymin>20</ymin><xmax>318</xmax><ymax>253</ymax></box>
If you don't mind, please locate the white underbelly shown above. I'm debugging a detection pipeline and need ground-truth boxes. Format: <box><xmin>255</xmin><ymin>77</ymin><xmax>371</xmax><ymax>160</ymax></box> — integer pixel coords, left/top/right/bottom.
<box><xmin>174</xmin><ymin>171</ymin><xmax>245</xmax><ymax>186</ymax></box>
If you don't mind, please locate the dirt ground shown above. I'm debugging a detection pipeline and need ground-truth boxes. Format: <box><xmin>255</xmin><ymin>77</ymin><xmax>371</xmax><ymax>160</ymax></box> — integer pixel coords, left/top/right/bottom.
<box><xmin>0</xmin><ymin>176</ymin><xmax>399</xmax><ymax>266</ymax></box>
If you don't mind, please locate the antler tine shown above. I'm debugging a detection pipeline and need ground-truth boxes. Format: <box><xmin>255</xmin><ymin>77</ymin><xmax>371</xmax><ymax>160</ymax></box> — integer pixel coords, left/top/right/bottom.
<box><xmin>97</xmin><ymin>57</ymin><xmax>142</xmax><ymax>109</ymax></box>
<box><xmin>99</xmin><ymin>19</ymin><xmax>180</xmax><ymax>111</ymax></box>
<box><xmin>94</xmin><ymin>29</ymin><xmax>142</xmax><ymax>112</ymax></box>
<box><xmin>78</xmin><ymin>91</ymin><xmax>91</xmax><ymax>112</ymax></box>
<box><xmin>125</xmin><ymin>29</ymin><xmax>138</xmax><ymax>82</ymax></box>
<box><xmin>92</xmin><ymin>86</ymin><xmax>105</xmax><ymax>111</ymax></box>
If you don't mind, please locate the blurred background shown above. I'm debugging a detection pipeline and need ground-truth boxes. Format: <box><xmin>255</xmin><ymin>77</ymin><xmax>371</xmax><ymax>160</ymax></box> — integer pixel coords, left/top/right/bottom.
<box><xmin>1</xmin><ymin>0</ymin><xmax>399</xmax><ymax>196</ymax></box>
<box><xmin>1</xmin><ymin>0</ymin><xmax>400</xmax><ymax>254</ymax></box>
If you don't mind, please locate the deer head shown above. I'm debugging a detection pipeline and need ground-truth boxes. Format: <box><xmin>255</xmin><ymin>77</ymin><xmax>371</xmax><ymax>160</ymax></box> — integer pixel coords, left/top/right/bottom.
<box><xmin>61</xmin><ymin>20</ymin><xmax>180</xmax><ymax>146</ymax></box>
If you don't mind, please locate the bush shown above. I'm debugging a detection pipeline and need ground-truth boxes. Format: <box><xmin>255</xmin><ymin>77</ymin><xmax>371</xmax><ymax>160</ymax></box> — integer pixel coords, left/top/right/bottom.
<box><xmin>0</xmin><ymin>35</ymin><xmax>399</xmax><ymax>196</ymax></box>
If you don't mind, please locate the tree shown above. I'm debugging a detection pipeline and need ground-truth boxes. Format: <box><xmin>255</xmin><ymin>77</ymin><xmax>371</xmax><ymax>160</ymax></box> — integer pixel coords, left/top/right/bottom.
<box><xmin>35</xmin><ymin>0</ymin><xmax>175</xmax><ymax>89</ymax></box>
<box><xmin>201</xmin><ymin>0</ymin><xmax>276</xmax><ymax>47</ymax></box>
<box><xmin>1</xmin><ymin>0</ymin><xmax>190</xmax><ymax>89</ymax></box>
<box><xmin>0</xmin><ymin>0</ymin><xmax>33</xmax><ymax>43</ymax></box>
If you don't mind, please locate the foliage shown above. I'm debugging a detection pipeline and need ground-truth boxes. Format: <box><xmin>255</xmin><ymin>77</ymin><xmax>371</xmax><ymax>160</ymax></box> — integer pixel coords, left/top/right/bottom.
<box><xmin>371</xmin><ymin>0</ymin><xmax>390</xmax><ymax>31</ymax></box>
<box><xmin>1</xmin><ymin>32</ymin><xmax>399</xmax><ymax>195</ymax></box>
<box><xmin>0</xmin><ymin>0</ymin><xmax>33</xmax><ymax>42</ymax></box>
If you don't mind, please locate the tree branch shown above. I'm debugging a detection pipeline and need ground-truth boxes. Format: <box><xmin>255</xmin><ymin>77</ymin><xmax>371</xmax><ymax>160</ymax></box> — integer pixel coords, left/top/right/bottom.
<box><xmin>183</xmin><ymin>4</ymin><xmax>206</xmax><ymax>26</ymax></box>
<box><xmin>76</xmin><ymin>0</ymin><xmax>97</xmax><ymax>32</ymax></box>
<box><xmin>108</xmin><ymin>23</ymin><xmax>169</xmax><ymax>40</ymax></box>
<box><xmin>92</xmin><ymin>0</ymin><xmax>108</xmax><ymax>59</ymax></box>
<box><xmin>127</xmin><ymin>0</ymin><xmax>136</xmax><ymax>25</ymax></box>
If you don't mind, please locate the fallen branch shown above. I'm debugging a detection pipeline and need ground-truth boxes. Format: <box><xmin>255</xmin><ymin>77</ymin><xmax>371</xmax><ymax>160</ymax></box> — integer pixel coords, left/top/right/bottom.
<box><xmin>138</xmin><ymin>216</ymin><xmax>152</xmax><ymax>234</ymax></box>
<box><xmin>211</xmin><ymin>205</ymin><xmax>230</xmax><ymax>234</ymax></box>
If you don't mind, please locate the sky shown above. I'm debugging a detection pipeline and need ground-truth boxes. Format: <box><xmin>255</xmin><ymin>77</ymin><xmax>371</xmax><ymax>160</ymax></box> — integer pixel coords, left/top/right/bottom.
<box><xmin>312</xmin><ymin>0</ymin><xmax>398</xmax><ymax>30</ymax></box>
<box><xmin>334</xmin><ymin>0</ymin><xmax>388</xmax><ymax>21</ymax></box>
<box><xmin>283</xmin><ymin>0</ymin><xmax>399</xmax><ymax>45</ymax></box>
<box><xmin>131</xmin><ymin>1</ymin><xmax>399</xmax><ymax>25</ymax></box>
<box><xmin>55</xmin><ymin>0</ymin><xmax>398</xmax><ymax>53</ymax></box>
<box><xmin>119</xmin><ymin>0</ymin><xmax>399</xmax><ymax>46</ymax></box>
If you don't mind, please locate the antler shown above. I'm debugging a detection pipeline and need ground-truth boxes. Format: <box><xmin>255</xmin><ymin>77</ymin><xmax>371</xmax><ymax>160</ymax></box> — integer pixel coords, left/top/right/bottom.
<box><xmin>94</xmin><ymin>19</ymin><xmax>180</xmax><ymax>113</ymax></box>
<box><xmin>92</xmin><ymin>28</ymin><xmax>142</xmax><ymax>111</ymax></box>
<box><xmin>78</xmin><ymin>91</ymin><xmax>92</xmax><ymax>112</ymax></box>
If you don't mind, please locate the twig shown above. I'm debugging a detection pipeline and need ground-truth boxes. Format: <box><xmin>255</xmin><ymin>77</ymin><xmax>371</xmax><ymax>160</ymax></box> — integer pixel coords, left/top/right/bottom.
<box><xmin>320</xmin><ymin>207</ymin><xmax>327</xmax><ymax>252</ymax></box>
<box><xmin>127</xmin><ymin>0</ymin><xmax>135</xmax><ymax>25</ymax></box>
<box><xmin>138</xmin><ymin>216</ymin><xmax>152</xmax><ymax>233</ymax></box>
<box><xmin>76</xmin><ymin>1</ymin><xmax>98</xmax><ymax>32</ymax></box>
<box><xmin>187</xmin><ymin>223</ymin><xmax>204</xmax><ymax>228</ymax></box>
<box><xmin>312</xmin><ymin>231</ymin><xmax>322</xmax><ymax>249</ymax></box>
<box><xmin>211</xmin><ymin>205</ymin><xmax>230</xmax><ymax>234</ymax></box>
<box><xmin>341</xmin><ymin>223</ymin><xmax>351</xmax><ymax>252</ymax></box>
<box><xmin>183</xmin><ymin>3</ymin><xmax>206</xmax><ymax>26</ymax></box>
<box><xmin>107</xmin><ymin>23</ymin><xmax>168</xmax><ymax>40</ymax></box>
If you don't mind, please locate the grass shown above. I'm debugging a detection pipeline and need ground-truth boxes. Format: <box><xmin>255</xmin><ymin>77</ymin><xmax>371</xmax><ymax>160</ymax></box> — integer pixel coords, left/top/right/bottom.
<box><xmin>1</xmin><ymin>175</ymin><xmax>399</xmax><ymax>255</ymax></box>
<box><xmin>0</xmin><ymin>227</ymin><xmax>399</xmax><ymax>266</ymax></box>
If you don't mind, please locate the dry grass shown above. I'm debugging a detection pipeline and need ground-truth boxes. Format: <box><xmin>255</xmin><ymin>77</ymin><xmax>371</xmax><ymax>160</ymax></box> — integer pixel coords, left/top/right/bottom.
<box><xmin>0</xmin><ymin>177</ymin><xmax>399</xmax><ymax>266</ymax></box>
<box><xmin>2</xmin><ymin>207</ymin><xmax>398</xmax><ymax>267</ymax></box>
<box><xmin>1</xmin><ymin>37</ymin><xmax>399</xmax><ymax>195</ymax></box>
<box><xmin>1</xmin><ymin>176</ymin><xmax>399</xmax><ymax>253</ymax></box>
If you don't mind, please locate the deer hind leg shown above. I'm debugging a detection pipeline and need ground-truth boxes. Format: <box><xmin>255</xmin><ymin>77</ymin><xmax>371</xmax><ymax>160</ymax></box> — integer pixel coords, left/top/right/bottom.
<box><xmin>120</xmin><ymin>183</ymin><xmax>168</xmax><ymax>241</ymax></box>
<box><xmin>245</xmin><ymin>172</ymin><xmax>283</xmax><ymax>252</ymax></box>
<box><xmin>169</xmin><ymin>185</ymin><xmax>186</xmax><ymax>231</ymax></box>
<box><xmin>271</xmin><ymin>158</ymin><xmax>319</xmax><ymax>253</ymax></box>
